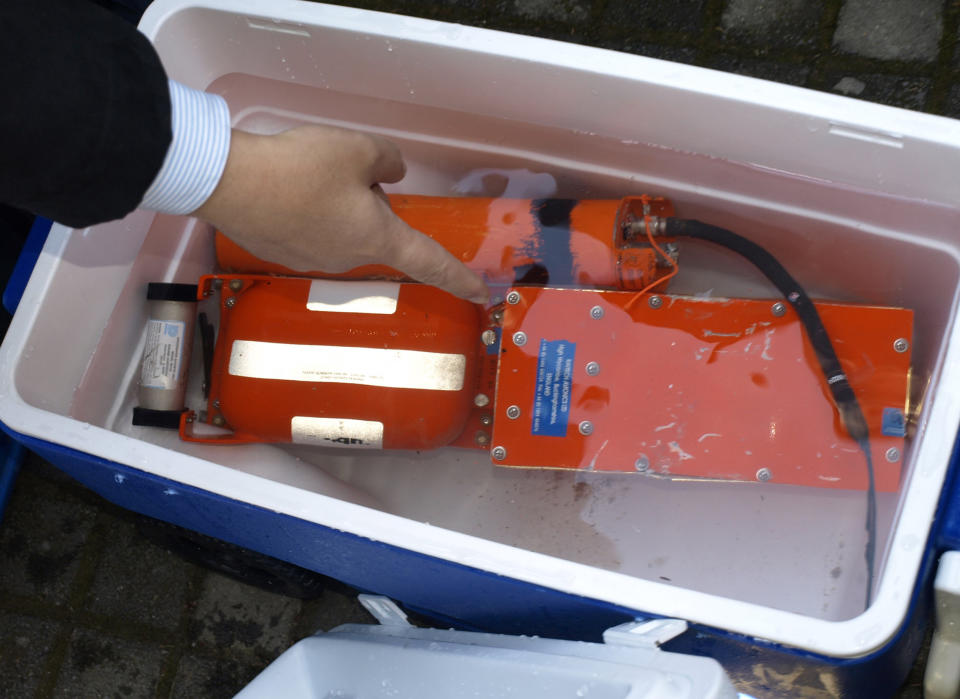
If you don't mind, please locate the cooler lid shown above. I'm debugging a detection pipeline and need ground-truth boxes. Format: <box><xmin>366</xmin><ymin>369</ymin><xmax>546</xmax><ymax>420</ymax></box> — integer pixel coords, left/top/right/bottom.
<box><xmin>237</xmin><ymin>595</ymin><xmax>752</xmax><ymax>699</ymax></box>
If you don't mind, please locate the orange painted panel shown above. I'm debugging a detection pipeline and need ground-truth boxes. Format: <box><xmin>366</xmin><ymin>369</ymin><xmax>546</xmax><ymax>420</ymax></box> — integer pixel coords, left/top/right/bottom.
<box><xmin>491</xmin><ymin>287</ymin><xmax>912</xmax><ymax>491</ymax></box>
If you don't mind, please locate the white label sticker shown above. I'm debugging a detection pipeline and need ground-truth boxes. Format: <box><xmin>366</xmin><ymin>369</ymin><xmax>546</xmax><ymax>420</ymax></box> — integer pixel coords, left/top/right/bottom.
<box><xmin>141</xmin><ymin>320</ymin><xmax>185</xmax><ymax>390</ymax></box>
<box><xmin>291</xmin><ymin>416</ymin><xmax>384</xmax><ymax>449</ymax></box>
<box><xmin>228</xmin><ymin>340</ymin><xmax>466</xmax><ymax>391</ymax></box>
<box><xmin>307</xmin><ymin>280</ymin><xmax>400</xmax><ymax>315</ymax></box>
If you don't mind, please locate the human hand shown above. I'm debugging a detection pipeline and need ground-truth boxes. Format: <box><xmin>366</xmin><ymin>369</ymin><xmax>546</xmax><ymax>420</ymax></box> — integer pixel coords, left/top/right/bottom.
<box><xmin>193</xmin><ymin>125</ymin><xmax>489</xmax><ymax>304</ymax></box>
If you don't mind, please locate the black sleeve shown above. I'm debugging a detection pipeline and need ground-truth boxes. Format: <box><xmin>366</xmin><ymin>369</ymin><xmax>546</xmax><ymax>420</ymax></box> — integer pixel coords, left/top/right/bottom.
<box><xmin>0</xmin><ymin>0</ymin><xmax>171</xmax><ymax>227</ymax></box>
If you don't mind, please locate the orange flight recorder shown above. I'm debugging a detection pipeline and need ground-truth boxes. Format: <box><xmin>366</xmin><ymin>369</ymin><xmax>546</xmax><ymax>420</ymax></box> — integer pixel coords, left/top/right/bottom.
<box><xmin>140</xmin><ymin>195</ymin><xmax>913</xmax><ymax>492</ymax></box>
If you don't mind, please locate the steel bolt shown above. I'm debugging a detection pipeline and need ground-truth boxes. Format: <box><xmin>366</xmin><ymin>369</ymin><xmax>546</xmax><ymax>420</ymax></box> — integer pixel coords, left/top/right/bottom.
<box><xmin>475</xmin><ymin>431</ymin><xmax>490</xmax><ymax>446</ymax></box>
<box><xmin>491</xmin><ymin>446</ymin><xmax>507</xmax><ymax>461</ymax></box>
<box><xmin>771</xmin><ymin>302</ymin><xmax>787</xmax><ymax>317</ymax></box>
<box><xmin>512</xmin><ymin>331</ymin><xmax>528</xmax><ymax>346</ymax></box>
<box><xmin>480</xmin><ymin>414</ymin><xmax>492</xmax><ymax>426</ymax></box>
<box><xmin>228</xmin><ymin>279</ymin><xmax>243</xmax><ymax>291</ymax></box>
<box><xmin>635</xmin><ymin>455</ymin><xmax>650</xmax><ymax>472</ymax></box>
<box><xmin>474</xmin><ymin>393</ymin><xmax>490</xmax><ymax>408</ymax></box>
<box><xmin>506</xmin><ymin>405</ymin><xmax>521</xmax><ymax>420</ymax></box>
<box><xmin>578</xmin><ymin>420</ymin><xmax>594</xmax><ymax>436</ymax></box>
<box><xmin>886</xmin><ymin>447</ymin><xmax>901</xmax><ymax>463</ymax></box>
<box><xmin>506</xmin><ymin>291</ymin><xmax>521</xmax><ymax>305</ymax></box>
<box><xmin>648</xmin><ymin>295</ymin><xmax>663</xmax><ymax>310</ymax></box>
<box><xmin>481</xmin><ymin>329</ymin><xmax>497</xmax><ymax>346</ymax></box>
<box><xmin>756</xmin><ymin>467</ymin><xmax>772</xmax><ymax>482</ymax></box>
<box><xmin>894</xmin><ymin>338</ymin><xmax>909</xmax><ymax>353</ymax></box>
<box><xmin>224</xmin><ymin>297</ymin><xmax>236</xmax><ymax>309</ymax></box>
<box><xmin>590</xmin><ymin>305</ymin><xmax>604</xmax><ymax>320</ymax></box>
<box><xmin>585</xmin><ymin>361</ymin><xmax>600</xmax><ymax>376</ymax></box>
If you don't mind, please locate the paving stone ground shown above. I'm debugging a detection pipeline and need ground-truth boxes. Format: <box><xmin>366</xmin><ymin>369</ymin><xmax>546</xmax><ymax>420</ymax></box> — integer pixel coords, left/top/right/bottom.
<box><xmin>3</xmin><ymin>0</ymin><xmax>959</xmax><ymax>696</ymax></box>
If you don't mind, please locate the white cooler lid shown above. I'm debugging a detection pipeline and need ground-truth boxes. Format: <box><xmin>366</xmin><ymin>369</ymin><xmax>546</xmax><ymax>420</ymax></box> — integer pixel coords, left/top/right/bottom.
<box><xmin>236</xmin><ymin>596</ymin><xmax>750</xmax><ymax>699</ymax></box>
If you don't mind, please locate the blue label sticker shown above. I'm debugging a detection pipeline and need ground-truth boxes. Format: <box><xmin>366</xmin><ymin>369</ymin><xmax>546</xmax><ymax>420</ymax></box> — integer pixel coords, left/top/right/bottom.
<box><xmin>532</xmin><ymin>339</ymin><xmax>576</xmax><ymax>437</ymax></box>
<box><xmin>882</xmin><ymin>407</ymin><xmax>906</xmax><ymax>437</ymax></box>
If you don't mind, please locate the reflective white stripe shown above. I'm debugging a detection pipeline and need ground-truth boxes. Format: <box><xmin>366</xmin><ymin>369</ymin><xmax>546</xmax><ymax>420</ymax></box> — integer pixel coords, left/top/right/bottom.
<box><xmin>307</xmin><ymin>280</ymin><xmax>400</xmax><ymax>314</ymax></box>
<box><xmin>291</xmin><ymin>417</ymin><xmax>384</xmax><ymax>449</ymax></box>
<box><xmin>139</xmin><ymin>80</ymin><xmax>231</xmax><ymax>215</ymax></box>
<box><xmin>229</xmin><ymin>340</ymin><xmax>466</xmax><ymax>391</ymax></box>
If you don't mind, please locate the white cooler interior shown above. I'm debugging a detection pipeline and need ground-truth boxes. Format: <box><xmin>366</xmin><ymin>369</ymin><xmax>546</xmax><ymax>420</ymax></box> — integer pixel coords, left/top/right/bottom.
<box><xmin>7</xmin><ymin>1</ymin><xmax>960</xmax><ymax>656</ymax></box>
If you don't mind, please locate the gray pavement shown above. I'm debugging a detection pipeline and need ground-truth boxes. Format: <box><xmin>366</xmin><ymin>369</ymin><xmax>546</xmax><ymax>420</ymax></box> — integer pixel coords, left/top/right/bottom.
<box><xmin>2</xmin><ymin>0</ymin><xmax>955</xmax><ymax>696</ymax></box>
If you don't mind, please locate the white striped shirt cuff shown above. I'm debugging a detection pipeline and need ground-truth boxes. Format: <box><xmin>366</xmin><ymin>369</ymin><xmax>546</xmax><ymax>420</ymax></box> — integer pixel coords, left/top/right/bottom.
<box><xmin>139</xmin><ymin>80</ymin><xmax>231</xmax><ymax>215</ymax></box>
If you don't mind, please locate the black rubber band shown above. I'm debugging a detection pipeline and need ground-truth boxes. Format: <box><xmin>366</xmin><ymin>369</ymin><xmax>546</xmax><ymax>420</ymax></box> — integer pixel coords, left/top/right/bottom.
<box><xmin>146</xmin><ymin>282</ymin><xmax>198</xmax><ymax>303</ymax></box>
<box><xmin>132</xmin><ymin>407</ymin><xmax>186</xmax><ymax>429</ymax></box>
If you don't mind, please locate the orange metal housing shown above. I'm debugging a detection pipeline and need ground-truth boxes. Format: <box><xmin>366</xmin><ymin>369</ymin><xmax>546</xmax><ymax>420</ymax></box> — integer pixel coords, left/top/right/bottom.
<box><xmin>214</xmin><ymin>195</ymin><xmax>677</xmax><ymax>291</ymax></box>
<box><xmin>185</xmin><ymin>194</ymin><xmax>914</xmax><ymax>491</ymax></box>
<box><xmin>491</xmin><ymin>287</ymin><xmax>912</xmax><ymax>491</ymax></box>
<box><xmin>181</xmin><ymin>275</ymin><xmax>483</xmax><ymax>450</ymax></box>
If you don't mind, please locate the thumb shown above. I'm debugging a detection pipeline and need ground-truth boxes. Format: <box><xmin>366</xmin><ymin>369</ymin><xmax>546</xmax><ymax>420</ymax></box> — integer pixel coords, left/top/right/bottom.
<box><xmin>385</xmin><ymin>215</ymin><xmax>489</xmax><ymax>304</ymax></box>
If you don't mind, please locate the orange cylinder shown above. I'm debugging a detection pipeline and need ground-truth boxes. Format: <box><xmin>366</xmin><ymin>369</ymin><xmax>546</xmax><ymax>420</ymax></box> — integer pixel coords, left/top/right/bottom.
<box><xmin>215</xmin><ymin>195</ymin><xmax>676</xmax><ymax>290</ymax></box>
<box><xmin>181</xmin><ymin>275</ymin><xmax>483</xmax><ymax>450</ymax></box>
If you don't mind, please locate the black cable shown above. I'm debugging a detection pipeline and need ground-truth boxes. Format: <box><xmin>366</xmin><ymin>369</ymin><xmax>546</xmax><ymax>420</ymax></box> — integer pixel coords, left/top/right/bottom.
<box><xmin>662</xmin><ymin>217</ymin><xmax>876</xmax><ymax>608</ymax></box>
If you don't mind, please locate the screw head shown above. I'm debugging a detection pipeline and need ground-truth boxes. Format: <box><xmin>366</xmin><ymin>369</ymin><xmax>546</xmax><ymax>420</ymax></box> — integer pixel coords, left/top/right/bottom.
<box><xmin>894</xmin><ymin>338</ymin><xmax>909</xmax><ymax>353</ymax></box>
<box><xmin>474</xmin><ymin>393</ymin><xmax>490</xmax><ymax>408</ymax></box>
<box><xmin>886</xmin><ymin>447</ymin><xmax>901</xmax><ymax>463</ymax></box>
<box><xmin>491</xmin><ymin>446</ymin><xmax>507</xmax><ymax>460</ymax></box>
<box><xmin>756</xmin><ymin>468</ymin><xmax>772</xmax><ymax>482</ymax></box>
<box><xmin>648</xmin><ymin>295</ymin><xmax>663</xmax><ymax>309</ymax></box>
<box><xmin>771</xmin><ymin>302</ymin><xmax>787</xmax><ymax>317</ymax></box>
<box><xmin>590</xmin><ymin>305</ymin><xmax>604</xmax><ymax>320</ymax></box>
<box><xmin>481</xmin><ymin>329</ymin><xmax>497</xmax><ymax>346</ymax></box>
<box><xmin>212</xmin><ymin>415</ymin><xmax>226</xmax><ymax>427</ymax></box>
<box><xmin>512</xmin><ymin>331</ymin><xmax>527</xmax><ymax>346</ymax></box>
<box><xmin>635</xmin><ymin>455</ymin><xmax>649</xmax><ymax>472</ymax></box>
<box><xmin>491</xmin><ymin>309</ymin><xmax>504</xmax><ymax>324</ymax></box>
<box><xmin>480</xmin><ymin>414</ymin><xmax>492</xmax><ymax>426</ymax></box>
<box><xmin>212</xmin><ymin>400</ymin><xmax>221</xmax><ymax>409</ymax></box>
<box><xmin>475</xmin><ymin>431</ymin><xmax>490</xmax><ymax>446</ymax></box>
<box><xmin>224</xmin><ymin>297</ymin><xmax>236</xmax><ymax>309</ymax></box>
<box><xmin>506</xmin><ymin>405</ymin><xmax>521</xmax><ymax>420</ymax></box>
<box><xmin>585</xmin><ymin>361</ymin><xmax>600</xmax><ymax>376</ymax></box>
<box><xmin>228</xmin><ymin>279</ymin><xmax>243</xmax><ymax>291</ymax></box>
<box><xmin>506</xmin><ymin>291</ymin><xmax>521</xmax><ymax>305</ymax></box>
<box><xmin>578</xmin><ymin>420</ymin><xmax>594</xmax><ymax>436</ymax></box>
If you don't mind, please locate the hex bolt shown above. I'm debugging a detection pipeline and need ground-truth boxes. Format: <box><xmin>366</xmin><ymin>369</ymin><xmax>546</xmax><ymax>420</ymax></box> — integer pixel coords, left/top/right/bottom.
<box><xmin>756</xmin><ymin>467</ymin><xmax>772</xmax><ymax>482</ymax></box>
<box><xmin>578</xmin><ymin>420</ymin><xmax>594</xmax><ymax>436</ymax></box>
<box><xmin>475</xmin><ymin>431</ymin><xmax>490</xmax><ymax>446</ymax></box>
<box><xmin>228</xmin><ymin>279</ymin><xmax>243</xmax><ymax>291</ymax></box>
<box><xmin>886</xmin><ymin>447</ymin><xmax>901</xmax><ymax>463</ymax></box>
<box><xmin>506</xmin><ymin>291</ymin><xmax>521</xmax><ymax>305</ymax></box>
<box><xmin>585</xmin><ymin>361</ymin><xmax>600</xmax><ymax>376</ymax></box>
<box><xmin>771</xmin><ymin>302</ymin><xmax>787</xmax><ymax>317</ymax></box>
<box><xmin>590</xmin><ymin>305</ymin><xmax>604</xmax><ymax>320</ymax></box>
<box><xmin>512</xmin><ymin>331</ymin><xmax>528</xmax><ymax>346</ymax></box>
<box><xmin>635</xmin><ymin>455</ymin><xmax>650</xmax><ymax>472</ymax></box>
<box><xmin>481</xmin><ymin>330</ymin><xmax>497</xmax><ymax>346</ymax></box>
<box><xmin>491</xmin><ymin>446</ymin><xmax>507</xmax><ymax>461</ymax></box>
<box><xmin>474</xmin><ymin>393</ymin><xmax>490</xmax><ymax>408</ymax></box>
<box><xmin>506</xmin><ymin>405</ymin><xmax>521</xmax><ymax>420</ymax></box>
<box><xmin>894</xmin><ymin>338</ymin><xmax>909</xmax><ymax>353</ymax></box>
<box><xmin>648</xmin><ymin>295</ymin><xmax>663</xmax><ymax>310</ymax></box>
<box><xmin>480</xmin><ymin>414</ymin><xmax>492</xmax><ymax>426</ymax></box>
<box><xmin>224</xmin><ymin>297</ymin><xmax>236</xmax><ymax>309</ymax></box>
